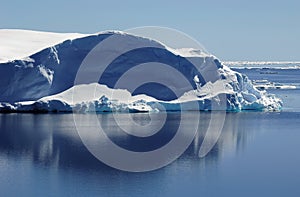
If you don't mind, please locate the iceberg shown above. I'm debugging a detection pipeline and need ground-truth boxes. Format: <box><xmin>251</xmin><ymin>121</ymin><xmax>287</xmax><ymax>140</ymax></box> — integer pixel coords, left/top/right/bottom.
<box><xmin>0</xmin><ymin>30</ymin><xmax>282</xmax><ymax>112</ymax></box>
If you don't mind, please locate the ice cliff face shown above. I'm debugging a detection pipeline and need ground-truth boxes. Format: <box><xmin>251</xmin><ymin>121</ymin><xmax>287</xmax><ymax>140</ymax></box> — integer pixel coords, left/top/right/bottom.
<box><xmin>0</xmin><ymin>31</ymin><xmax>282</xmax><ymax>112</ymax></box>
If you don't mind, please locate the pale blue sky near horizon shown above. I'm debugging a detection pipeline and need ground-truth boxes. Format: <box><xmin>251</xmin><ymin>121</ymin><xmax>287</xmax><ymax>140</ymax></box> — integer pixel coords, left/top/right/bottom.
<box><xmin>1</xmin><ymin>0</ymin><xmax>299</xmax><ymax>61</ymax></box>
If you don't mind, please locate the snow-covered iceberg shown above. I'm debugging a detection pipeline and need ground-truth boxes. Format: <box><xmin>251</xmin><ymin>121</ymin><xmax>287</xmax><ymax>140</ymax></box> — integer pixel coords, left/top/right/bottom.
<box><xmin>0</xmin><ymin>30</ymin><xmax>282</xmax><ymax>112</ymax></box>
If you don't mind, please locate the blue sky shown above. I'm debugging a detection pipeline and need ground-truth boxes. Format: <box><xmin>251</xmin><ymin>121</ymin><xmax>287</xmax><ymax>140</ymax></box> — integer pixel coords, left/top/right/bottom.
<box><xmin>1</xmin><ymin>0</ymin><xmax>299</xmax><ymax>61</ymax></box>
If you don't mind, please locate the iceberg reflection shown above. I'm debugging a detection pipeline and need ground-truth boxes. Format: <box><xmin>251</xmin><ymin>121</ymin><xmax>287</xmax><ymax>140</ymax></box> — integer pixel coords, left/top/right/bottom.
<box><xmin>0</xmin><ymin>112</ymin><xmax>261</xmax><ymax>172</ymax></box>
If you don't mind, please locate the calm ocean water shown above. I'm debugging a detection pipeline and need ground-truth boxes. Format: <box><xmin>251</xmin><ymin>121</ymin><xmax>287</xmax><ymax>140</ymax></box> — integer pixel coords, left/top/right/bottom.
<box><xmin>0</xmin><ymin>68</ymin><xmax>300</xmax><ymax>196</ymax></box>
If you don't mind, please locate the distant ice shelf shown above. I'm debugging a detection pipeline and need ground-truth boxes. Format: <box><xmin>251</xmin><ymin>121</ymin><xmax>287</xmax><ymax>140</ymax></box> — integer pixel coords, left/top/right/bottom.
<box><xmin>224</xmin><ymin>61</ymin><xmax>300</xmax><ymax>69</ymax></box>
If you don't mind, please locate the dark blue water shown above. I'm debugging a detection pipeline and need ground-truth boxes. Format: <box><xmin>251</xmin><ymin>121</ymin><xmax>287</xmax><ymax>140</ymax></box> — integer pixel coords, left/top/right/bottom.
<box><xmin>0</xmin><ymin>112</ymin><xmax>300</xmax><ymax>196</ymax></box>
<box><xmin>232</xmin><ymin>68</ymin><xmax>300</xmax><ymax>85</ymax></box>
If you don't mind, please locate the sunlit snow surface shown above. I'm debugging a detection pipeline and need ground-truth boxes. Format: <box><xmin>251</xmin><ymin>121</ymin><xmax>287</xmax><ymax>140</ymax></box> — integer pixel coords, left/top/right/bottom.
<box><xmin>0</xmin><ymin>30</ymin><xmax>282</xmax><ymax>112</ymax></box>
<box><xmin>0</xmin><ymin>29</ymin><xmax>85</xmax><ymax>63</ymax></box>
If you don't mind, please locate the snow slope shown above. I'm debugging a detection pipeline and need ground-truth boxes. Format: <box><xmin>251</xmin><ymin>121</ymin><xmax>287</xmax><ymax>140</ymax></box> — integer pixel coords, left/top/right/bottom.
<box><xmin>0</xmin><ymin>29</ymin><xmax>85</xmax><ymax>63</ymax></box>
<box><xmin>0</xmin><ymin>30</ymin><xmax>282</xmax><ymax>112</ymax></box>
